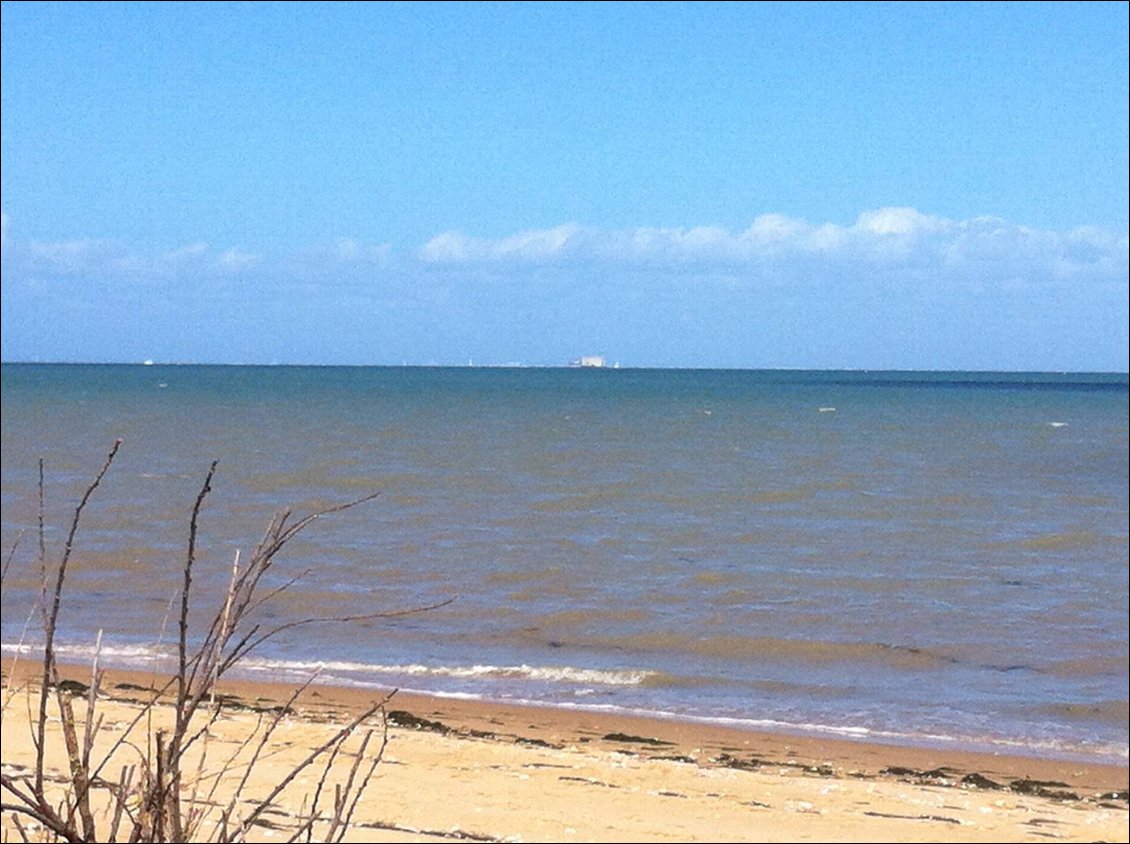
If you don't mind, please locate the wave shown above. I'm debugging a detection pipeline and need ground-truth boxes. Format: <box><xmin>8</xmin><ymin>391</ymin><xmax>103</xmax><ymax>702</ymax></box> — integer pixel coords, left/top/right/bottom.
<box><xmin>5</xmin><ymin>639</ymin><xmax>1125</xmax><ymax>765</ymax></box>
<box><xmin>4</xmin><ymin>635</ymin><xmax>1016</xmax><ymax>681</ymax></box>
<box><xmin>235</xmin><ymin>657</ymin><xmax>665</xmax><ymax>688</ymax></box>
<box><xmin>2</xmin><ymin>640</ymin><xmax>668</xmax><ymax>690</ymax></box>
<box><xmin>3</xmin><ymin>640</ymin><xmax>178</xmax><ymax>664</ymax></box>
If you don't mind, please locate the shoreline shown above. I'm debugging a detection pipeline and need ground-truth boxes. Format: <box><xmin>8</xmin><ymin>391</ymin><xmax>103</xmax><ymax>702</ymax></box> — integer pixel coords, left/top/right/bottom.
<box><xmin>4</xmin><ymin>656</ymin><xmax>1126</xmax><ymax>842</ymax></box>
<box><xmin>6</xmin><ymin>656</ymin><xmax>1128</xmax><ymax>790</ymax></box>
<box><xmin>5</xmin><ymin>644</ymin><xmax>1125</xmax><ymax>770</ymax></box>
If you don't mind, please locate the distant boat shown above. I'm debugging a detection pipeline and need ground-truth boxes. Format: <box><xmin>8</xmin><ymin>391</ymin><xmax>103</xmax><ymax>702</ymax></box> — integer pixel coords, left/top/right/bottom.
<box><xmin>570</xmin><ymin>355</ymin><xmax>607</xmax><ymax>368</ymax></box>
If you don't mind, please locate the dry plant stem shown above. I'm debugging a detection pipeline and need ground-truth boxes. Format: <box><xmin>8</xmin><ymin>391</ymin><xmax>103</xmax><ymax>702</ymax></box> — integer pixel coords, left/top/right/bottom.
<box><xmin>1</xmin><ymin>529</ymin><xmax>23</xmax><ymax>585</ymax></box>
<box><xmin>107</xmin><ymin>764</ymin><xmax>135</xmax><ymax>842</ymax></box>
<box><xmin>152</xmin><ymin>731</ymin><xmax>169</xmax><ymax>841</ymax></box>
<box><xmin>7</xmin><ymin>441</ymin><xmax>123</xmax><ymax>842</ymax></box>
<box><xmin>36</xmin><ymin>459</ymin><xmax>45</xmax><ymax>590</ymax></box>
<box><xmin>162</xmin><ymin>702</ymin><xmax>230</xmax><ymax>843</ymax></box>
<box><xmin>57</xmin><ymin>685</ymin><xmax>94</xmax><ymax>838</ymax></box>
<box><xmin>162</xmin><ymin>459</ymin><xmax>218</xmax><ymax>843</ymax></box>
<box><xmin>298</xmin><ymin>731</ymin><xmax>346</xmax><ymax>843</ymax></box>
<box><xmin>325</xmin><ymin>721</ymin><xmax>387</xmax><ymax>844</ymax></box>
<box><xmin>187</xmin><ymin>710</ymin><xmax>261</xmax><ymax>841</ymax></box>
<box><xmin>185</xmin><ymin>494</ymin><xmax>383</xmax><ymax>706</ymax></box>
<box><xmin>86</xmin><ymin>676</ymin><xmax>177</xmax><ymax>793</ymax></box>
<box><xmin>12</xmin><ymin>814</ymin><xmax>32</xmax><ymax>843</ymax></box>
<box><xmin>229</xmin><ymin>597</ymin><xmax>458</xmax><ymax>672</ymax></box>
<box><xmin>35</xmin><ymin>441</ymin><xmax>122</xmax><ymax>793</ymax></box>
<box><xmin>227</xmin><ymin>700</ymin><xmax>303</xmax><ymax>818</ymax></box>
<box><xmin>33</xmin><ymin>460</ymin><xmax>46</xmax><ymax>762</ymax></box>
<box><xmin>55</xmin><ymin>632</ymin><xmax>108</xmax><ymax>841</ymax></box>
<box><xmin>178</xmin><ymin>461</ymin><xmax>218</xmax><ymax>743</ymax></box>
<box><xmin>170</xmin><ymin>486</ymin><xmax>391</xmax><ymax>765</ymax></box>
<box><xmin>0</xmin><ymin>532</ymin><xmax>31</xmax><ymax>725</ymax></box>
<box><xmin>228</xmin><ymin>695</ymin><xmax>393</xmax><ymax>842</ymax></box>
<box><xmin>4</xmin><ymin>444</ymin><xmax>443</xmax><ymax>842</ymax></box>
<box><xmin>81</xmin><ymin>634</ymin><xmax>105</xmax><ymax>781</ymax></box>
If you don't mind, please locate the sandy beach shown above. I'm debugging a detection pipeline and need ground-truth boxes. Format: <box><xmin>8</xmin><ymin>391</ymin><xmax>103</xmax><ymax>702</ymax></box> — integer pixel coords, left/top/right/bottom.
<box><xmin>2</xmin><ymin>657</ymin><xmax>1125</xmax><ymax>843</ymax></box>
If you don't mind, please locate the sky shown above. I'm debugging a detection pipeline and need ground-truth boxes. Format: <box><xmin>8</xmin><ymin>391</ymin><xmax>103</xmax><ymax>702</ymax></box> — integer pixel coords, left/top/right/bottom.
<box><xmin>1</xmin><ymin>1</ymin><xmax>1127</xmax><ymax>370</ymax></box>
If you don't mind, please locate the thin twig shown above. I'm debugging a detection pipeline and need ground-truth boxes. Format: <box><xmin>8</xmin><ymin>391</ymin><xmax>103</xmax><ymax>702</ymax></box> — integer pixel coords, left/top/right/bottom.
<box><xmin>107</xmin><ymin>763</ymin><xmax>137</xmax><ymax>842</ymax></box>
<box><xmin>222</xmin><ymin>597</ymin><xmax>456</xmax><ymax>675</ymax></box>
<box><xmin>179</xmin><ymin>461</ymin><xmax>218</xmax><ymax>726</ymax></box>
<box><xmin>324</xmin><ymin>728</ymin><xmax>373</xmax><ymax>843</ymax></box>
<box><xmin>35</xmin><ymin>440</ymin><xmax>122</xmax><ymax>800</ymax></box>
<box><xmin>219</xmin><ymin>678</ymin><xmax>319</xmax><ymax>830</ymax></box>
<box><xmin>3</xmin><ymin>450</ymin><xmax>446</xmax><ymax>843</ymax></box>
<box><xmin>301</xmin><ymin>724</ymin><xmax>348</xmax><ymax>842</ymax></box>
<box><xmin>227</xmin><ymin>695</ymin><xmax>391</xmax><ymax>842</ymax></box>
<box><xmin>1</xmin><ymin>529</ymin><xmax>23</xmax><ymax>586</ymax></box>
<box><xmin>336</xmin><ymin>706</ymin><xmax>390</xmax><ymax>842</ymax></box>
<box><xmin>81</xmin><ymin>631</ymin><xmax>106</xmax><ymax>774</ymax></box>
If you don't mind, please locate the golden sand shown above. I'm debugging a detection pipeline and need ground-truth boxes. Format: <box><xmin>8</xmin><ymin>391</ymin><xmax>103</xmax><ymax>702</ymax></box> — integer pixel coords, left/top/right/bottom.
<box><xmin>2</xmin><ymin>658</ymin><xmax>1126</xmax><ymax>842</ymax></box>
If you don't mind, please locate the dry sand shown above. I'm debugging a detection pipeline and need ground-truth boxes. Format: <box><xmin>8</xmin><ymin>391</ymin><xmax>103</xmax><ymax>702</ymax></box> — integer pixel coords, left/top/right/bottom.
<box><xmin>2</xmin><ymin>658</ymin><xmax>1126</xmax><ymax>842</ymax></box>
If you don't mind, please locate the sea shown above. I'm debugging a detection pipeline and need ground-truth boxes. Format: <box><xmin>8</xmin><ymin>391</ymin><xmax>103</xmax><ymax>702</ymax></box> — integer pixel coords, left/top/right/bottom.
<box><xmin>1</xmin><ymin>364</ymin><xmax>1127</xmax><ymax>764</ymax></box>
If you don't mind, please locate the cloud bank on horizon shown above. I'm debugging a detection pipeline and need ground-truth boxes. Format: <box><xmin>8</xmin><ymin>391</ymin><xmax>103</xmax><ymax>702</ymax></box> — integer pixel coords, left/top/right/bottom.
<box><xmin>2</xmin><ymin>207</ymin><xmax>1126</xmax><ymax>371</ymax></box>
<box><xmin>419</xmin><ymin>208</ymin><xmax>1125</xmax><ymax>273</ymax></box>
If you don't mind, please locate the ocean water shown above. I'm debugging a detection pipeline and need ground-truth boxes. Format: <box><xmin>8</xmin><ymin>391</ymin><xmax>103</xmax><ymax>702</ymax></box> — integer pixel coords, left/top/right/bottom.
<box><xmin>1</xmin><ymin>364</ymin><xmax>1127</xmax><ymax>764</ymax></box>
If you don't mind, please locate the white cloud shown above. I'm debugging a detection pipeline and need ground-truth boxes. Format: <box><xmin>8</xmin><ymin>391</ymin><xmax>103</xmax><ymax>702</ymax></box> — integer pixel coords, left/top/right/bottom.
<box><xmin>744</xmin><ymin>213</ymin><xmax>810</xmax><ymax>245</ymax></box>
<box><xmin>324</xmin><ymin>238</ymin><xmax>392</xmax><ymax>264</ymax></box>
<box><xmin>2</xmin><ymin>209</ymin><xmax>1126</xmax><ymax>370</ymax></box>
<box><xmin>420</xmin><ymin>223</ymin><xmax>582</xmax><ymax>263</ymax></box>
<box><xmin>418</xmin><ymin>231</ymin><xmax>474</xmax><ymax>262</ymax></box>
<box><xmin>24</xmin><ymin>237</ymin><xmax>129</xmax><ymax>275</ymax></box>
<box><xmin>495</xmin><ymin>223</ymin><xmax>581</xmax><ymax>259</ymax></box>
<box><xmin>215</xmin><ymin>247</ymin><xmax>261</xmax><ymax>273</ymax></box>
<box><xmin>0</xmin><ymin>219</ymin><xmax>402</xmax><ymax>289</ymax></box>
<box><xmin>853</xmin><ymin>207</ymin><xmax>946</xmax><ymax>236</ymax></box>
<box><xmin>415</xmin><ymin>209</ymin><xmax>1128</xmax><ymax>289</ymax></box>
<box><xmin>164</xmin><ymin>242</ymin><xmax>210</xmax><ymax>261</ymax></box>
<box><xmin>8</xmin><ymin>209</ymin><xmax>1123</xmax><ymax>288</ymax></box>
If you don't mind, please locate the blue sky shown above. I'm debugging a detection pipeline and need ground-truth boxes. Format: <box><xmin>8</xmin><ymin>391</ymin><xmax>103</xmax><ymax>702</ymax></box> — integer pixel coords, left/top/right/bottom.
<box><xmin>2</xmin><ymin>1</ymin><xmax>1127</xmax><ymax>369</ymax></box>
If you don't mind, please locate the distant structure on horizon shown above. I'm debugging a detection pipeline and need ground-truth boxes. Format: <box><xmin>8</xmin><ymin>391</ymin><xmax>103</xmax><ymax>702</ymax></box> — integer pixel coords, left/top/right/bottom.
<box><xmin>570</xmin><ymin>355</ymin><xmax>607</xmax><ymax>368</ymax></box>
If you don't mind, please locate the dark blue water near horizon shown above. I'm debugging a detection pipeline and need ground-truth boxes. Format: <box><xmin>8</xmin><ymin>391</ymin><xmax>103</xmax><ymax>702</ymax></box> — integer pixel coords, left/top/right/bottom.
<box><xmin>2</xmin><ymin>363</ymin><xmax>1127</xmax><ymax>763</ymax></box>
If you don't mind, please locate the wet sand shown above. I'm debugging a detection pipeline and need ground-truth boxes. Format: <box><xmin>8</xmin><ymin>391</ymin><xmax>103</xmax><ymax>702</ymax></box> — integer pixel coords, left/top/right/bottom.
<box><xmin>2</xmin><ymin>658</ymin><xmax>1126</xmax><ymax>842</ymax></box>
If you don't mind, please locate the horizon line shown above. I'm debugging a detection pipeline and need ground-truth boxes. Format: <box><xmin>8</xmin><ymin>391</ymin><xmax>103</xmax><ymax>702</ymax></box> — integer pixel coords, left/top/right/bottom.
<box><xmin>2</xmin><ymin>360</ymin><xmax>1127</xmax><ymax>378</ymax></box>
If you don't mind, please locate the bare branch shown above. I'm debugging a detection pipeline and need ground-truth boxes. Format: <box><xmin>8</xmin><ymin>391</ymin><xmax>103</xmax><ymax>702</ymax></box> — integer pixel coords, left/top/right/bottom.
<box><xmin>107</xmin><ymin>764</ymin><xmax>136</xmax><ymax>842</ymax></box>
<box><xmin>228</xmin><ymin>694</ymin><xmax>392</xmax><ymax>842</ymax></box>
<box><xmin>36</xmin><ymin>440</ymin><xmax>122</xmax><ymax>800</ymax></box>
<box><xmin>223</xmin><ymin>678</ymin><xmax>317</xmax><ymax>823</ymax></box>
<box><xmin>6</xmin><ymin>448</ymin><xmax>448</xmax><ymax>843</ymax></box>
<box><xmin>178</xmin><ymin>461</ymin><xmax>218</xmax><ymax>724</ymax></box>
<box><xmin>1</xmin><ymin>528</ymin><xmax>23</xmax><ymax>586</ymax></box>
<box><xmin>222</xmin><ymin>598</ymin><xmax>457</xmax><ymax>676</ymax></box>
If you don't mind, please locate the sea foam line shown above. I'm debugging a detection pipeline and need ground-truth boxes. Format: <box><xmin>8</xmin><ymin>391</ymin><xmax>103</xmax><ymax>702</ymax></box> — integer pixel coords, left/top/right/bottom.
<box><xmin>237</xmin><ymin>656</ymin><xmax>657</xmax><ymax>687</ymax></box>
<box><xmin>4</xmin><ymin>640</ymin><xmax>1125</xmax><ymax>765</ymax></box>
<box><xmin>2</xmin><ymin>642</ymin><xmax>658</xmax><ymax>688</ymax></box>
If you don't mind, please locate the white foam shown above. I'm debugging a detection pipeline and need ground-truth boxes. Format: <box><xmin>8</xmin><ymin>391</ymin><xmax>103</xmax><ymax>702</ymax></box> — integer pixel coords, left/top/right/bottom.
<box><xmin>5</xmin><ymin>640</ymin><xmax>1124</xmax><ymax>765</ymax></box>
<box><xmin>2</xmin><ymin>641</ymin><xmax>176</xmax><ymax>663</ymax></box>
<box><xmin>2</xmin><ymin>642</ymin><xmax>654</xmax><ymax>690</ymax></box>
<box><xmin>236</xmin><ymin>656</ymin><xmax>656</xmax><ymax>687</ymax></box>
